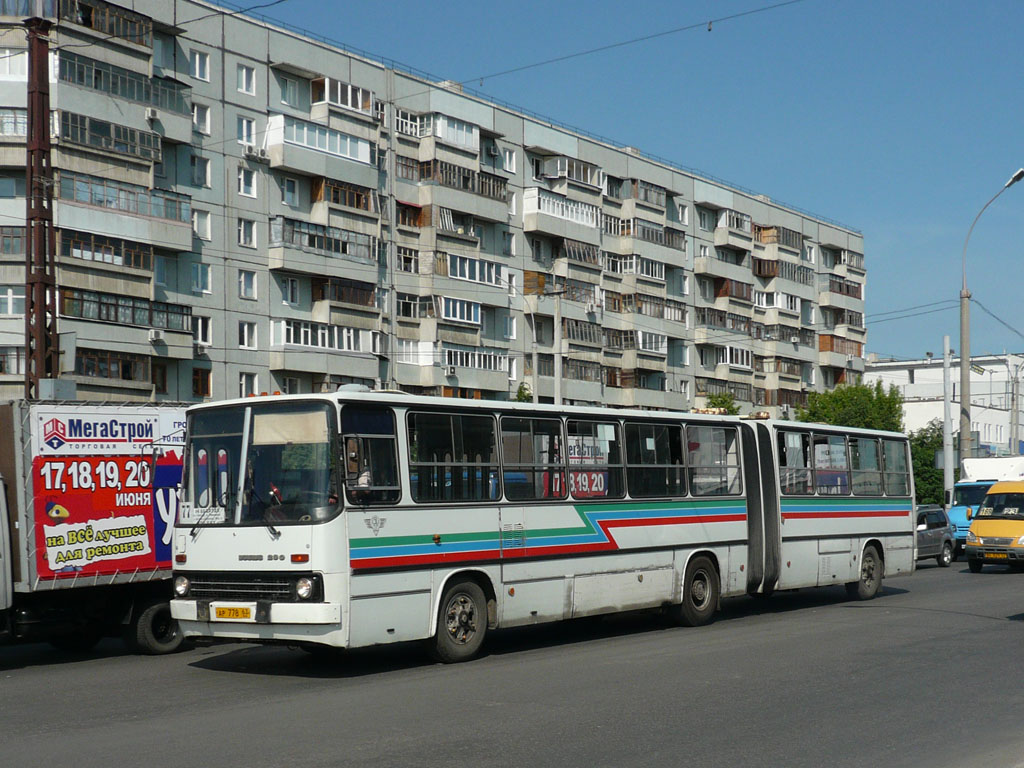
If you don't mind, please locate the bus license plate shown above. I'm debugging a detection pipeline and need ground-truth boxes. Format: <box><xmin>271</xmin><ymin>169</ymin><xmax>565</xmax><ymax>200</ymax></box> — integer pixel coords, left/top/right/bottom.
<box><xmin>214</xmin><ymin>606</ymin><xmax>252</xmax><ymax>620</ymax></box>
<box><xmin>985</xmin><ymin>553</ymin><xmax>1008</xmax><ymax>560</ymax></box>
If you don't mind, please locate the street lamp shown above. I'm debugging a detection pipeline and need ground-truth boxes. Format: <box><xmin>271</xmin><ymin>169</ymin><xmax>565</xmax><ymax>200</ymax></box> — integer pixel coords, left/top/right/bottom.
<box><xmin>959</xmin><ymin>168</ymin><xmax>1024</xmax><ymax>470</ymax></box>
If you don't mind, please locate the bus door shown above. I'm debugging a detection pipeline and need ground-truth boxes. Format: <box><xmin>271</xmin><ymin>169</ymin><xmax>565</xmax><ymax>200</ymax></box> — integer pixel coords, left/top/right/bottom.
<box><xmin>738</xmin><ymin>423</ymin><xmax>782</xmax><ymax>595</ymax></box>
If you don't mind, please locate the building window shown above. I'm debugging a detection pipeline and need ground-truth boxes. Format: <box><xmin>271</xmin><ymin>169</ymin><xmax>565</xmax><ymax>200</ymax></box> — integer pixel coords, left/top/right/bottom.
<box><xmin>191</xmin><ymin>263</ymin><xmax>212</xmax><ymax>294</ymax></box>
<box><xmin>239</xmin><ymin>372</ymin><xmax>258</xmax><ymax>397</ymax></box>
<box><xmin>192</xmin><ymin>209</ymin><xmax>210</xmax><ymax>240</ymax></box>
<box><xmin>283</xmin><ymin>277</ymin><xmax>299</xmax><ymax>305</ymax></box>
<box><xmin>237</xmin><ymin>167</ymin><xmax>256</xmax><ymax>197</ymax></box>
<box><xmin>191</xmin><ymin>155</ymin><xmax>210</xmax><ymax>187</ymax></box>
<box><xmin>0</xmin><ymin>345</ymin><xmax>25</xmax><ymax>374</ymax></box>
<box><xmin>154</xmin><ymin>255</ymin><xmax>167</xmax><ymax>286</ymax></box>
<box><xmin>281</xmin><ymin>176</ymin><xmax>298</xmax><ymax>206</ymax></box>
<box><xmin>0</xmin><ymin>49</ymin><xmax>27</xmax><ymax>78</ymax></box>
<box><xmin>502</xmin><ymin>148</ymin><xmax>516</xmax><ymax>173</ymax></box>
<box><xmin>238</xmin><ymin>269</ymin><xmax>256</xmax><ymax>300</ymax></box>
<box><xmin>237</xmin><ymin>116</ymin><xmax>255</xmax><ymax>146</ymax></box>
<box><xmin>236</xmin><ymin>63</ymin><xmax>255</xmax><ymax>95</ymax></box>
<box><xmin>152</xmin><ymin>362</ymin><xmax>167</xmax><ymax>394</ymax></box>
<box><xmin>239</xmin><ymin>321</ymin><xmax>257</xmax><ymax>349</ymax></box>
<box><xmin>504</xmin><ymin>315</ymin><xmax>517</xmax><ymax>340</ymax></box>
<box><xmin>698</xmin><ymin>208</ymin><xmax>713</xmax><ymax>231</ymax></box>
<box><xmin>0</xmin><ymin>284</ymin><xmax>25</xmax><ymax>315</ymax></box>
<box><xmin>191</xmin><ymin>103</ymin><xmax>209</xmax><ymax>134</ymax></box>
<box><xmin>193</xmin><ymin>315</ymin><xmax>212</xmax><ymax>345</ymax></box>
<box><xmin>189</xmin><ymin>50</ymin><xmax>209</xmax><ymax>81</ymax></box>
<box><xmin>192</xmin><ymin>367</ymin><xmax>211</xmax><ymax>398</ymax></box>
<box><xmin>503</xmin><ymin>231</ymin><xmax>514</xmax><ymax>256</ymax></box>
<box><xmin>283</xmin><ymin>376</ymin><xmax>300</xmax><ymax>394</ymax></box>
<box><xmin>75</xmin><ymin>349</ymin><xmax>149</xmax><ymax>382</ymax></box>
<box><xmin>677</xmin><ymin>203</ymin><xmax>689</xmax><ymax>225</ymax></box>
<box><xmin>281</xmin><ymin>76</ymin><xmax>298</xmax><ymax>106</ymax></box>
<box><xmin>396</xmin><ymin>246</ymin><xmax>418</xmax><ymax>273</ymax></box>
<box><xmin>237</xmin><ymin>219</ymin><xmax>256</xmax><ymax>248</ymax></box>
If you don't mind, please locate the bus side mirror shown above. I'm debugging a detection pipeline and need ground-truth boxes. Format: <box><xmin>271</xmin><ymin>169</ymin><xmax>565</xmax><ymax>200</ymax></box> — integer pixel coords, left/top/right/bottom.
<box><xmin>343</xmin><ymin>435</ymin><xmax>361</xmax><ymax>481</ymax></box>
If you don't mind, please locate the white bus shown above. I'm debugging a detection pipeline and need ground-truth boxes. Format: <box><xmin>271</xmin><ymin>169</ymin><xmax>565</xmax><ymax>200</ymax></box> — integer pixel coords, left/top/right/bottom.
<box><xmin>169</xmin><ymin>392</ymin><xmax>915</xmax><ymax>662</ymax></box>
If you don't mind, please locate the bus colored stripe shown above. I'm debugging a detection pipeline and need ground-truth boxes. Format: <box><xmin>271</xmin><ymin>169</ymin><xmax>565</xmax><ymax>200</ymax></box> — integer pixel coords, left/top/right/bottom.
<box><xmin>781</xmin><ymin>509</ymin><xmax>909</xmax><ymax>520</ymax></box>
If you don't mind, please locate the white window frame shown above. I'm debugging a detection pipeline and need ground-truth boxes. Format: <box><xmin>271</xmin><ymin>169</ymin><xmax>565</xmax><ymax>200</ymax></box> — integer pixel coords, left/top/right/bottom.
<box><xmin>502</xmin><ymin>148</ymin><xmax>516</xmax><ymax>173</ymax></box>
<box><xmin>193</xmin><ymin>315</ymin><xmax>212</xmax><ymax>345</ymax></box>
<box><xmin>191</xmin><ymin>263</ymin><xmax>212</xmax><ymax>294</ymax></box>
<box><xmin>237</xmin><ymin>218</ymin><xmax>256</xmax><ymax>248</ymax></box>
<box><xmin>283</xmin><ymin>277</ymin><xmax>299</xmax><ymax>305</ymax></box>
<box><xmin>504</xmin><ymin>315</ymin><xmax>517</xmax><ymax>340</ymax></box>
<box><xmin>239</xmin><ymin>320</ymin><xmax>257</xmax><ymax>349</ymax></box>
<box><xmin>281</xmin><ymin>76</ymin><xmax>298</xmax><ymax>107</ymax></box>
<box><xmin>237</xmin><ymin>166</ymin><xmax>256</xmax><ymax>198</ymax></box>
<box><xmin>191</xmin><ymin>155</ymin><xmax>210</xmax><ymax>187</ymax></box>
<box><xmin>236</xmin><ymin>63</ymin><xmax>255</xmax><ymax>96</ymax></box>
<box><xmin>239</xmin><ymin>372</ymin><xmax>258</xmax><ymax>398</ymax></box>
<box><xmin>281</xmin><ymin>176</ymin><xmax>298</xmax><ymax>206</ymax></box>
<box><xmin>237</xmin><ymin>116</ymin><xmax>256</xmax><ymax>146</ymax></box>
<box><xmin>192</xmin><ymin>209</ymin><xmax>211</xmax><ymax>240</ymax></box>
<box><xmin>189</xmin><ymin>49</ymin><xmax>209</xmax><ymax>82</ymax></box>
<box><xmin>238</xmin><ymin>269</ymin><xmax>257</xmax><ymax>300</ymax></box>
<box><xmin>192</xmin><ymin>103</ymin><xmax>210</xmax><ymax>135</ymax></box>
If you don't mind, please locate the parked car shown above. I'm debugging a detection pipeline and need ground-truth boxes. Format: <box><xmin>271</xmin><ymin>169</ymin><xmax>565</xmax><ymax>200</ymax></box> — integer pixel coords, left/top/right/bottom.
<box><xmin>916</xmin><ymin>505</ymin><xmax>954</xmax><ymax>567</ymax></box>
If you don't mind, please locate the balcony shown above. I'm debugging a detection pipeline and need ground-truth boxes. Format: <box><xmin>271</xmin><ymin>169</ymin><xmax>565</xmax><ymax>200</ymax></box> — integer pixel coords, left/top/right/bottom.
<box><xmin>418</xmin><ymin>159</ymin><xmax>508</xmax><ymax>222</ymax></box>
<box><xmin>57</xmin><ymin>0</ymin><xmax>153</xmax><ymax>48</ymax></box>
<box><xmin>819</xmin><ymin>334</ymin><xmax>864</xmax><ymax>370</ymax></box>
<box><xmin>694</xmin><ymin>248</ymin><xmax>750</xmax><ymax>282</ymax></box>
<box><xmin>753</xmin><ymin>224</ymin><xmax>803</xmax><ymax>254</ymax></box>
<box><xmin>311</xmin><ymin>277</ymin><xmax>380</xmax><ymax>326</ymax></box>
<box><xmin>818</xmin><ymin>275</ymin><xmax>864</xmax><ymax>309</ymax></box>
<box><xmin>265</xmin><ymin>114</ymin><xmax>378</xmax><ymax>188</ymax></box>
<box><xmin>311</xmin><ymin>177</ymin><xmax>380</xmax><ymax>224</ymax></box>
<box><xmin>55</xmin><ymin>171</ymin><xmax>192</xmax><ymax>251</ymax></box>
<box><xmin>523</xmin><ymin>187</ymin><xmax>601</xmax><ymax>245</ymax></box>
<box><xmin>269</xmin><ymin>216</ymin><xmax>378</xmax><ymax>279</ymax></box>
<box><xmin>57</xmin><ymin>111</ymin><xmax>161</xmax><ymax>163</ymax></box>
<box><xmin>59</xmin><ymin>287</ymin><xmax>192</xmax><ymax>360</ymax></box>
<box><xmin>714</xmin><ymin>209</ymin><xmax>753</xmax><ymax>250</ymax></box>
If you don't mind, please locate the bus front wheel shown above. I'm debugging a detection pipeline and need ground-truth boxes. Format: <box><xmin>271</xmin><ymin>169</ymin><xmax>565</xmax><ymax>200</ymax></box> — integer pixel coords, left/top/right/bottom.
<box><xmin>846</xmin><ymin>544</ymin><xmax>882</xmax><ymax>600</ymax></box>
<box><xmin>672</xmin><ymin>555</ymin><xmax>719</xmax><ymax>627</ymax></box>
<box><xmin>428</xmin><ymin>580</ymin><xmax>487</xmax><ymax>663</ymax></box>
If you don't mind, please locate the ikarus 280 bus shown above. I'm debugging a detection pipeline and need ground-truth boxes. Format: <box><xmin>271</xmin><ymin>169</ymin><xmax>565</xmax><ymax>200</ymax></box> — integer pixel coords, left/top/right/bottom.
<box><xmin>170</xmin><ymin>392</ymin><xmax>916</xmax><ymax>662</ymax></box>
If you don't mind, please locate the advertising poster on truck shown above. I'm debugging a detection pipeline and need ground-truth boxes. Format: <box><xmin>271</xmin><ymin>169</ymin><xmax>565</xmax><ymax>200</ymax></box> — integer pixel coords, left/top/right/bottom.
<box><xmin>29</xmin><ymin>407</ymin><xmax>185</xmax><ymax>580</ymax></box>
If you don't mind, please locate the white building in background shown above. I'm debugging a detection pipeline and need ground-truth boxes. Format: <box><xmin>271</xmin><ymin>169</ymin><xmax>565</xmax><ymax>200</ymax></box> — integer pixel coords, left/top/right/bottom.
<box><xmin>864</xmin><ymin>353</ymin><xmax>1024</xmax><ymax>455</ymax></box>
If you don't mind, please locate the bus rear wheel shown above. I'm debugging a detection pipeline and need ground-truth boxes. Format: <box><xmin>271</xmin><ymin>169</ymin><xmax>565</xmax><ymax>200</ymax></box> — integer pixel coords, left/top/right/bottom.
<box><xmin>846</xmin><ymin>544</ymin><xmax>882</xmax><ymax>600</ymax></box>
<box><xmin>428</xmin><ymin>580</ymin><xmax>487</xmax><ymax>663</ymax></box>
<box><xmin>671</xmin><ymin>555</ymin><xmax>719</xmax><ymax>627</ymax></box>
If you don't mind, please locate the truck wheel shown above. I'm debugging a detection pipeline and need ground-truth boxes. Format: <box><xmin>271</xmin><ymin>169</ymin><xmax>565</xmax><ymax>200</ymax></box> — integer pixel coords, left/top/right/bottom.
<box><xmin>128</xmin><ymin>600</ymin><xmax>183</xmax><ymax>655</ymax></box>
<box><xmin>937</xmin><ymin>542</ymin><xmax>953</xmax><ymax>568</ymax></box>
<box><xmin>968</xmin><ymin>559</ymin><xmax>983</xmax><ymax>574</ymax></box>
<box><xmin>427</xmin><ymin>580</ymin><xmax>487</xmax><ymax>663</ymax></box>
<box><xmin>845</xmin><ymin>544</ymin><xmax>882</xmax><ymax>600</ymax></box>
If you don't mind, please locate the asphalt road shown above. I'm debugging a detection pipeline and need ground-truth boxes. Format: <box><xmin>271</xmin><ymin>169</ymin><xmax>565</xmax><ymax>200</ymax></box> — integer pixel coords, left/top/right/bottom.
<box><xmin>3</xmin><ymin>559</ymin><xmax>1024</xmax><ymax>768</ymax></box>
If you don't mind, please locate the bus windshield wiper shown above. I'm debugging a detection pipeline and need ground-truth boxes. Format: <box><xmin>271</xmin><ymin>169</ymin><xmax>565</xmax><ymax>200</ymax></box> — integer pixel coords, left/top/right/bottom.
<box><xmin>246</xmin><ymin>461</ymin><xmax>281</xmax><ymax>539</ymax></box>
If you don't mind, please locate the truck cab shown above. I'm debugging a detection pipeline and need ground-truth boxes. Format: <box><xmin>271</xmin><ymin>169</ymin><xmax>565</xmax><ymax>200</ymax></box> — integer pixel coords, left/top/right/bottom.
<box><xmin>948</xmin><ymin>481</ymin><xmax>993</xmax><ymax>556</ymax></box>
<box><xmin>966</xmin><ymin>480</ymin><xmax>1024</xmax><ymax>572</ymax></box>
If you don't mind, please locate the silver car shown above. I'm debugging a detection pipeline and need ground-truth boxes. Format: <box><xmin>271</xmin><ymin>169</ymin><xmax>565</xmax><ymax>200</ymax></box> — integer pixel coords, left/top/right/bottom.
<box><xmin>916</xmin><ymin>505</ymin><xmax>954</xmax><ymax>567</ymax></box>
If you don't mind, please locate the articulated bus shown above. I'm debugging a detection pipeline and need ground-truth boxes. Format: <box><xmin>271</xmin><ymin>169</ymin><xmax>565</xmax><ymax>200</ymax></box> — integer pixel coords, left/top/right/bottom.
<box><xmin>169</xmin><ymin>392</ymin><xmax>916</xmax><ymax>662</ymax></box>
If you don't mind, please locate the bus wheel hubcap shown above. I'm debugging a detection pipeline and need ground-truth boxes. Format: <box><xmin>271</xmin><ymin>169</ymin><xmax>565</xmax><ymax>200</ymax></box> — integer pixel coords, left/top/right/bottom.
<box><xmin>445</xmin><ymin>594</ymin><xmax>476</xmax><ymax>644</ymax></box>
<box><xmin>691</xmin><ymin>573</ymin><xmax>709</xmax><ymax>608</ymax></box>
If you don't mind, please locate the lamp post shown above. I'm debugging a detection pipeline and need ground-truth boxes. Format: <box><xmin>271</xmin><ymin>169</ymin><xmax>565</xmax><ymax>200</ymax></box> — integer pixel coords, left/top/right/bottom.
<box><xmin>959</xmin><ymin>168</ymin><xmax>1024</xmax><ymax>471</ymax></box>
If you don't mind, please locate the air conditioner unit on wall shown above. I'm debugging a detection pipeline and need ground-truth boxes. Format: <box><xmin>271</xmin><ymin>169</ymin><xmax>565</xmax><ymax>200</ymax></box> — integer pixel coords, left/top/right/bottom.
<box><xmin>585</xmin><ymin>301</ymin><xmax>597</xmax><ymax>314</ymax></box>
<box><xmin>487</xmin><ymin>144</ymin><xmax>500</xmax><ymax>157</ymax></box>
<box><xmin>243</xmin><ymin>144</ymin><xmax>259</xmax><ymax>159</ymax></box>
<box><xmin>145</xmin><ymin>107</ymin><xmax>158</xmax><ymax>121</ymax></box>
<box><xmin>790</xmin><ymin>335</ymin><xmax>800</xmax><ymax>344</ymax></box>
<box><xmin>148</xmin><ymin>328</ymin><xmax>164</xmax><ymax>342</ymax></box>
<box><xmin>444</xmin><ymin>365</ymin><xmax>457</xmax><ymax>377</ymax></box>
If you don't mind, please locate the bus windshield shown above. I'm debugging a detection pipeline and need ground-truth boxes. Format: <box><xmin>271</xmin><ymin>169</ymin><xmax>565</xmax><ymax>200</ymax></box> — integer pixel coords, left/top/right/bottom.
<box><xmin>976</xmin><ymin>493</ymin><xmax>1024</xmax><ymax>520</ymax></box>
<box><xmin>181</xmin><ymin>401</ymin><xmax>340</xmax><ymax>526</ymax></box>
<box><xmin>953</xmin><ymin>484</ymin><xmax>990</xmax><ymax>507</ymax></box>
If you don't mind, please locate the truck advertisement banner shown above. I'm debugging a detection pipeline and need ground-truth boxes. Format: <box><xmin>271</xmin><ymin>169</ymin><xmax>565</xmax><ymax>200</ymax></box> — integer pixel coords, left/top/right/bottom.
<box><xmin>30</xmin><ymin>407</ymin><xmax>185</xmax><ymax>580</ymax></box>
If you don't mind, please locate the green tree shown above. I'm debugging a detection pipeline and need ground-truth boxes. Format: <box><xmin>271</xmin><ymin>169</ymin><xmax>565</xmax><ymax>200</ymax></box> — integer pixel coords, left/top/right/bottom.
<box><xmin>795</xmin><ymin>381</ymin><xmax>904</xmax><ymax>432</ymax></box>
<box><xmin>706</xmin><ymin>392</ymin><xmax>740</xmax><ymax>415</ymax></box>
<box><xmin>909</xmin><ymin>419</ymin><xmax>944</xmax><ymax>505</ymax></box>
<box><xmin>514</xmin><ymin>382</ymin><xmax>532</xmax><ymax>402</ymax></box>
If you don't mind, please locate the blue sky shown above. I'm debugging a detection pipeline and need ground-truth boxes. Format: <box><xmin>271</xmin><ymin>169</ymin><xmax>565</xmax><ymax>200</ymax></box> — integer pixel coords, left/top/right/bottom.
<box><xmin>246</xmin><ymin>0</ymin><xmax>1023</xmax><ymax>361</ymax></box>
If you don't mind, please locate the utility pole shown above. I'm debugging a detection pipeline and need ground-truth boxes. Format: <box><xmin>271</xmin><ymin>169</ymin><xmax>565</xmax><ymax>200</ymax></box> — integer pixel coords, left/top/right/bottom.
<box><xmin>942</xmin><ymin>336</ymin><xmax>954</xmax><ymax>504</ymax></box>
<box><xmin>24</xmin><ymin>12</ymin><xmax>58</xmax><ymax>399</ymax></box>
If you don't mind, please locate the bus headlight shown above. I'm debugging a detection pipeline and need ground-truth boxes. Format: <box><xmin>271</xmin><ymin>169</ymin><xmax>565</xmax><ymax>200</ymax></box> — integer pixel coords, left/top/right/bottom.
<box><xmin>1017</xmin><ymin>536</ymin><xmax>1024</xmax><ymax>547</ymax></box>
<box><xmin>295</xmin><ymin>577</ymin><xmax>314</xmax><ymax>600</ymax></box>
<box><xmin>174</xmin><ymin>575</ymin><xmax>190</xmax><ymax>597</ymax></box>
<box><xmin>967</xmin><ymin>531</ymin><xmax>978</xmax><ymax>544</ymax></box>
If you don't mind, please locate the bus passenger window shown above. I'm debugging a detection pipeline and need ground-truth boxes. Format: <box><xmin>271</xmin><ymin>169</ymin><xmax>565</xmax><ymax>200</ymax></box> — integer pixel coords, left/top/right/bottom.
<box><xmin>501</xmin><ymin>416</ymin><xmax>567</xmax><ymax>501</ymax></box>
<box><xmin>407</xmin><ymin>412</ymin><xmax>500</xmax><ymax>502</ymax></box>
<box><xmin>850</xmin><ymin>438</ymin><xmax>882</xmax><ymax>495</ymax></box>
<box><xmin>686</xmin><ymin>425</ymin><xmax>741</xmax><ymax>496</ymax></box>
<box><xmin>567</xmin><ymin>420</ymin><xmax>624</xmax><ymax>499</ymax></box>
<box><xmin>341</xmin><ymin>406</ymin><xmax>400</xmax><ymax>505</ymax></box>
<box><xmin>882</xmin><ymin>439</ymin><xmax>910</xmax><ymax>496</ymax></box>
<box><xmin>813</xmin><ymin>434</ymin><xmax>850</xmax><ymax>495</ymax></box>
<box><xmin>625</xmin><ymin>422</ymin><xmax>685</xmax><ymax>498</ymax></box>
<box><xmin>777</xmin><ymin>430</ymin><xmax>812</xmax><ymax>495</ymax></box>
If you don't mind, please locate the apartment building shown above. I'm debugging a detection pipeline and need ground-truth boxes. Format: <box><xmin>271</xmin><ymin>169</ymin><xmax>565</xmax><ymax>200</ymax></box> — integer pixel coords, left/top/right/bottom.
<box><xmin>0</xmin><ymin>0</ymin><xmax>866</xmax><ymax>413</ymax></box>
